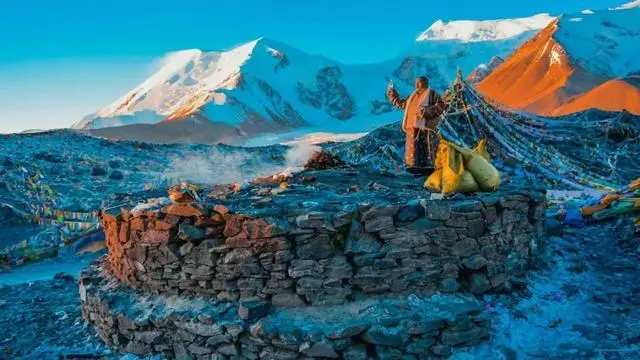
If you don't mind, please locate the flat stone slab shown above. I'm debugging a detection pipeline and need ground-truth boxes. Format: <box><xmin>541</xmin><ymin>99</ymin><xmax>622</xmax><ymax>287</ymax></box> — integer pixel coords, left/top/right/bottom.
<box><xmin>80</xmin><ymin>260</ymin><xmax>490</xmax><ymax>359</ymax></box>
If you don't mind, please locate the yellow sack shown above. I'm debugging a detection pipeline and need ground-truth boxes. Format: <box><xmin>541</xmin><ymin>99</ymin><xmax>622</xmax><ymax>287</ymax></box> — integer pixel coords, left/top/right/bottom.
<box><xmin>433</xmin><ymin>142</ymin><xmax>447</xmax><ymax>170</ymax></box>
<box><xmin>473</xmin><ymin>139</ymin><xmax>490</xmax><ymax>160</ymax></box>
<box><xmin>425</xmin><ymin>169</ymin><xmax>443</xmax><ymax>192</ymax></box>
<box><xmin>441</xmin><ymin>144</ymin><xmax>465</xmax><ymax>194</ymax></box>
<box><xmin>424</xmin><ymin>138</ymin><xmax>500</xmax><ymax>194</ymax></box>
<box><xmin>447</xmin><ymin>141</ymin><xmax>475</xmax><ymax>162</ymax></box>
<box><xmin>458</xmin><ymin>171</ymin><xmax>481</xmax><ymax>193</ymax></box>
<box><xmin>466</xmin><ymin>153</ymin><xmax>501</xmax><ymax>191</ymax></box>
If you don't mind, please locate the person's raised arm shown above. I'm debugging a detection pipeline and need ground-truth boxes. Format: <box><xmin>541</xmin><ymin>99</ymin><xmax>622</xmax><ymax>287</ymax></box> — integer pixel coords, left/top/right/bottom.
<box><xmin>386</xmin><ymin>87</ymin><xmax>407</xmax><ymax>110</ymax></box>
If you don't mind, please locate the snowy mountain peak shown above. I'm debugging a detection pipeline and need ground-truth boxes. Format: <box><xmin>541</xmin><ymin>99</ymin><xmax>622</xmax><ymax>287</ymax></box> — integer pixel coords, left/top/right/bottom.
<box><xmin>416</xmin><ymin>13</ymin><xmax>554</xmax><ymax>42</ymax></box>
<box><xmin>72</xmin><ymin>38</ymin><xmax>282</xmax><ymax>129</ymax></box>
<box><xmin>610</xmin><ymin>0</ymin><xmax>640</xmax><ymax>10</ymax></box>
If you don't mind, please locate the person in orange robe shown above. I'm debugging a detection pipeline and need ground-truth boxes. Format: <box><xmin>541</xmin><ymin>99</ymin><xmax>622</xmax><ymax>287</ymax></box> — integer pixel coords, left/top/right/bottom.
<box><xmin>387</xmin><ymin>76</ymin><xmax>445</xmax><ymax>175</ymax></box>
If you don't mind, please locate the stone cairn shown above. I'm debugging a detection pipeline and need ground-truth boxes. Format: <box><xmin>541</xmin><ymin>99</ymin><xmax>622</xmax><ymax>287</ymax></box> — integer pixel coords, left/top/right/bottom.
<box><xmin>80</xmin><ymin>184</ymin><xmax>546</xmax><ymax>359</ymax></box>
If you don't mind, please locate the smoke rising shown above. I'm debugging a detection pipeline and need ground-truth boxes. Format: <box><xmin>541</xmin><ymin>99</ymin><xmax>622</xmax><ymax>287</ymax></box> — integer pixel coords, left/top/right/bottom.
<box><xmin>161</xmin><ymin>143</ymin><xmax>320</xmax><ymax>186</ymax></box>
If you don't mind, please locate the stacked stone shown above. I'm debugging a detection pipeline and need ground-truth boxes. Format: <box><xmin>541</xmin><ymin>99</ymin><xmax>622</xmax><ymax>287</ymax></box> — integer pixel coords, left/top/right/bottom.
<box><xmin>83</xmin><ymin>188</ymin><xmax>546</xmax><ymax>359</ymax></box>
<box><xmin>101</xmin><ymin>192</ymin><xmax>545</xmax><ymax>305</ymax></box>
<box><xmin>81</xmin><ymin>262</ymin><xmax>491</xmax><ymax>360</ymax></box>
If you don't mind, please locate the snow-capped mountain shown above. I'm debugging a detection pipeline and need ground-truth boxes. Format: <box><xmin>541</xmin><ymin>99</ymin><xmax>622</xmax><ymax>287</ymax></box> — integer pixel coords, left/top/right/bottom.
<box><xmin>74</xmin><ymin>38</ymin><xmax>400</xmax><ymax>139</ymax></box>
<box><xmin>73</xmin><ymin>14</ymin><xmax>553</xmax><ymax>144</ymax></box>
<box><xmin>477</xmin><ymin>4</ymin><xmax>640</xmax><ymax>115</ymax></box>
<box><xmin>416</xmin><ymin>14</ymin><xmax>553</xmax><ymax>42</ymax></box>
<box><xmin>397</xmin><ymin>13</ymin><xmax>554</xmax><ymax>91</ymax></box>
<box><xmin>610</xmin><ymin>0</ymin><xmax>640</xmax><ymax>10</ymax></box>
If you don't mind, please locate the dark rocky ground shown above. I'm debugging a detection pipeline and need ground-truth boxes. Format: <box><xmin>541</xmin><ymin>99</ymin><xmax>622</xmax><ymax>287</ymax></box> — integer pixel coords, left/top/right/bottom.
<box><xmin>0</xmin><ymin>273</ymin><xmax>112</xmax><ymax>360</ymax></box>
<box><xmin>468</xmin><ymin>220</ymin><xmax>640</xmax><ymax>359</ymax></box>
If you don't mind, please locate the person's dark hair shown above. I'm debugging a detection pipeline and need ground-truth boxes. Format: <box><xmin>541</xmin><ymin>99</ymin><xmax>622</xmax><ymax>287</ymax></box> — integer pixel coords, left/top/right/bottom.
<box><xmin>417</xmin><ymin>76</ymin><xmax>429</xmax><ymax>86</ymax></box>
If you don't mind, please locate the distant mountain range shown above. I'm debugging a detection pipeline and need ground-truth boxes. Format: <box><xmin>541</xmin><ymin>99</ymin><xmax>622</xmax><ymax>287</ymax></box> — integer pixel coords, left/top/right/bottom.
<box><xmin>72</xmin><ymin>13</ymin><xmax>554</xmax><ymax>144</ymax></box>
<box><xmin>477</xmin><ymin>3</ymin><xmax>640</xmax><ymax>116</ymax></box>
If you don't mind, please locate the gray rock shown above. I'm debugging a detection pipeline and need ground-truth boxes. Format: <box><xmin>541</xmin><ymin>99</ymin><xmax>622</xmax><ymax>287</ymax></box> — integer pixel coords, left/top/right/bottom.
<box><xmin>174</xmin><ymin>344</ymin><xmax>193</xmax><ymax>360</ymax></box>
<box><xmin>300</xmin><ymin>341</ymin><xmax>340</xmax><ymax>358</ymax></box>
<box><xmin>502</xmin><ymin>210</ymin><xmax>521</xmax><ymax>224</ymax></box>
<box><xmin>125</xmin><ymin>341</ymin><xmax>151</xmax><ymax>356</ymax></box>
<box><xmin>482</xmin><ymin>206</ymin><xmax>498</xmax><ymax>223</ymax></box>
<box><xmin>467</xmin><ymin>218</ymin><xmax>486</xmax><ymax>238</ymax></box>
<box><xmin>345</xmin><ymin>220</ymin><xmax>382</xmax><ymax>255</ymax></box>
<box><xmin>206</xmin><ymin>334</ymin><xmax>232</xmax><ymax>346</ymax></box>
<box><xmin>187</xmin><ymin>343</ymin><xmax>213</xmax><ymax>355</ymax></box>
<box><xmin>134</xmin><ymin>330</ymin><xmax>162</xmax><ymax>344</ymax></box>
<box><xmin>426</xmin><ymin>201</ymin><xmax>452</xmax><ymax>220</ymax></box>
<box><xmin>296</xmin><ymin>212</ymin><xmax>330</xmax><ymax>229</ymax></box>
<box><xmin>469</xmin><ymin>273</ymin><xmax>492</xmax><ymax>294</ymax></box>
<box><xmin>271</xmin><ymin>292</ymin><xmax>306</xmax><ymax>307</ymax></box>
<box><xmin>375</xmin><ymin>346</ymin><xmax>404</xmax><ymax>360</ymax></box>
<box><xmin>223</xmin><ymin>248</ymin><xmax>254</xmax><ymax>264</ymax></box>
<box><xmin>397</xmin><ymin>199</ymin><xmax>425</xmax><ymax>222</ymax></box>
<box><xmin>453</xmin><ymin>200</ymin><xmax>484</xmax><ymax>212</ymax></box>
<box><xmin>364</xmin><ymin>216</ymin><xmax>394</xmax><ymax>233</ymax></box>
<box><xmin>442</xmin><ymin>263</ymin><xmax>459</xmax><ymax>278</ymax></box>
<box><xmin>179</xmin><ymin>242</ymin><xmax>194</xmax><ymax>256</ymax></box>
<box><xmin>178</xmin><ymin>224</ymin><xmax>206</xmax><ymax>242</ymax></box>
<box><xmin>407</xmin><ymin>217</ymin><xmax>442</xmax><ymax>232</ymax></box>
<box><xmin>238</xmin><ymin>300</ymin><xmax>271</xmax><ymax>321</ymax></box>
<box><xmin>296</xmin><ymin>277</ymin><xmax>324</xmax><ymax>295</ymax></box>
<box><xmin>175</xmin><ymin>321</ymin><xmax>223</xmax><ymax>337</ymax></box>
<box><xmin>406</xmin><ymin>336</ymin><xmax>436</xmax><ymax>354</ymax></box>
<box><xmin>327</xmin><ymin>324</ymin><xmax>367</xmax><ymax>339</ymax></box>
<box><xmin>440</xmin><ymin>278</ymin><xmax>460</xmax><ymax>293</ymax></box>
<box><xmin>259</xmin><ymin>348</ymin><xmax>299</xmax><ymax>360</ymax></box>
<box><xmin>184</xmin><ymin>239</ymin><xmax>219</xmax><ymax>266</ymax></box>
<box><xmin>445</xmin><ymin>215</ymin><xmax>468</xmax><ymax>228</ymax></box>
<box><xmin>431</xmin><ymin>345</ymin><xmax>452</xmax><ymax>357</ymax></box>
<box><xmin>342</xmin><ymin>344</ymin><xmax>368</xmax><ymax>360</ymax></box>
<box><xmin>373</xmin><ymin>258</ymin><xmax>397</xmax><ymax>270</ymax></box>
<box><xmin>288</xmin><ymin>259</ymin><xmax>323</xmax><ymax>278</ymax></box>
<box><xmin>361</xmin><ymin>325</ymin><xmax>408</xmax><ymax>347</ymax></box>
<box><xmin>451</xmin><ymin>238</ymin><xmax>480</xmax><ymax>257</ymax></box>
<box><xmin>218</xmin><ymin>344</ymin><xmax>239</xmax><ymax>356</ymax></box>
<box><xmin>362</xmin><ymin>205</ymin><xmax>400</xmax><ymax>222</ymax></box>
<box><xmin>463</xmin><ymin>255</ymin><xmax>488</xmax><ymax>270</ymax></box>
<box><xmin>296</xmin><ymin>234</ymin><xmax>335</xmax><ymax>259</ymax></box>
<box><xmin>440</xmin><ymin>326</ymin><xmax>487</xmax><ymax>346</ymax></box>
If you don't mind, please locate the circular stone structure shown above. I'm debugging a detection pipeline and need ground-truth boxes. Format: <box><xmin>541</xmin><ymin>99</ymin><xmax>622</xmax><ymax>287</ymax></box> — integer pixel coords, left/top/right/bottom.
<box><xmin>80</xmin><ymin>167</ymin><xmax>546</xmax><ymax>359</ymax></box>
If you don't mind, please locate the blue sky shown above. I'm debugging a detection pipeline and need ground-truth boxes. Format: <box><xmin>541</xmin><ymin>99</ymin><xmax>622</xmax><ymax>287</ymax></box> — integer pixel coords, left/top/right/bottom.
<box><xmin>0</xmin><ymin>0</ymin><xmax>624</xmax><ymax>133</ymax></box>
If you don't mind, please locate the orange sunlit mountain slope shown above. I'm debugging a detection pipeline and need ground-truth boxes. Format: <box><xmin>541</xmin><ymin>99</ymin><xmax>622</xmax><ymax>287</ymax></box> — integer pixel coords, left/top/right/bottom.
<box><xmin>477</xmin><ymin>6</ymin><xmax>640</xmax><ymax>116</ymax></box>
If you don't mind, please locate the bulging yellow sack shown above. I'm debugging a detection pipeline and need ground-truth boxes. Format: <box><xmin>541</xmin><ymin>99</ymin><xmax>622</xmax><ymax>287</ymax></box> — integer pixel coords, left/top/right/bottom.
<box><xmin>473</xmin><ymin>139</ymin><xmax>490</xmax><ymax>160</ymax></box>
<box><xmin>441</xmin><ymin>145</ymin><xmax>465</xmax><ymax>194</ymax></box>
<box><xmin>424</xmin><ymin>138</ymin><xmax>500</xmax><ymax>194</ymax></box>
<box><xmin>425</xmin><ymin>169</ymin><xmax>443</xmax><ymax>192</ymax></box>
<box><xmin>466</xmin><ymin>153</ymin><xmax>500</xmax><ymax>191</ymax></box>
<box><xmin>458</xmin><ymin>170</ymin><xmax>481</xmax><ymax>193</ymax></box>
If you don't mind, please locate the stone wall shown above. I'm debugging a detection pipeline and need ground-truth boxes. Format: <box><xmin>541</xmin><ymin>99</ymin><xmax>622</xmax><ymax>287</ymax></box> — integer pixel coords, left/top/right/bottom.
<box><xmin>102</xmin><ymin>192</ymin><xmax>545</xmax><ymax>306</ymax></box>
<box><xmin>80</xmin><ymin>262</ymin><xmax>491</xmax><ymax>360</ymax></box>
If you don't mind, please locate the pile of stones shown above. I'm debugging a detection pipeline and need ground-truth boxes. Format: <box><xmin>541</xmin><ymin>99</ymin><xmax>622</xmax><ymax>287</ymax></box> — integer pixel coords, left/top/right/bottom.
<box><xmin>80</xmin><ymin>169</ymin><xmax>546</xmax><ymax>359</ymax></box>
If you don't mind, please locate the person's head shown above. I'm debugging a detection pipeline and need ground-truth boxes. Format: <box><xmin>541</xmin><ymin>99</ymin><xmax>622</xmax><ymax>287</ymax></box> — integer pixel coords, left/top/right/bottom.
<box><xmin>415</xmin><ymin>76</ymin><xmax>429</xmax><ymax>91</ymax></box>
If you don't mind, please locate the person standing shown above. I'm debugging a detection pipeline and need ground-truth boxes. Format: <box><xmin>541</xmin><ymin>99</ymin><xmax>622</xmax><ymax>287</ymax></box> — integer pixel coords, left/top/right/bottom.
<box><xmin>386</xmin><ymin>76</ymin><xmax>445</xmax><ymax>175</ymax></box>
